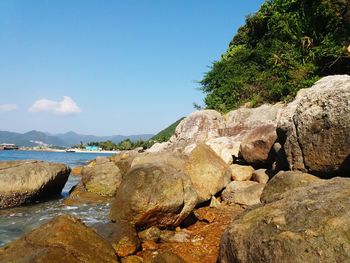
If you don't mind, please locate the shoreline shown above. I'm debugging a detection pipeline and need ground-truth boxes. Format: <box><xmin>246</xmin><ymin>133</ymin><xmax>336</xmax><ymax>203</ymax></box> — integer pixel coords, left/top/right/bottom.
<box><xmin>17</xmin><ymin>148</ymin><xmax>121</xmax><ymax>154</ymax></box>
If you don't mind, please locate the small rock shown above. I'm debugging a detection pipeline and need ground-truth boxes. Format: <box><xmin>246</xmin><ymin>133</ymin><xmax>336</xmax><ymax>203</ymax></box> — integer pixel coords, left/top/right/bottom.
<box><xmin>121</xmin><ymin>255</ymin><xmax>143</xmax><ymax>263</ymax></box>
<box><xmin>71</xmin><ymin>166</ymin><xmax>83</xmax><ymax>176</ymax></box>
<box><xmin>93</xmin><ymin>221</ymin><xmax>140</xmax><ymax>258</ymax></box>
<box><xmin>222</xmin><ymin>181</ymin><xmax>264</xmax><ymax>206</ymax></box>
<box><xmin>252</xmin><ymin>169</ymin><xmax>270</xmax><ymax>184</ymax></box>
<box><xmin>142</xmin><ymin>240</ymin><xmax>159</xmax><ymax>251</ymax></box>
<box><xmin>194</xmin><ymin>207</ymin><xmax>216</xmax><ymax>223</ymax></box>
<box><xmin>159</xmin><ymin>230</ymin><xmax>190</xmax><ymax>243</ymax></box>
<box><xmin>230</xmin><ymin>164</ymin><xmax>255</xmax><ymax>181</ymax></box>
<box><xmin>209</xmin><ymin>195</ymin><xmax>221</xmax><ymax>208</ymax></box>
<box><xmin>151</xmin><ymin>251</ymin><xmax>186</xmax><ymax>263</ymax></box>
<box><xmin>138</xmin><ymin>226</ymin><xmax>161</xmax><ymax>242</ymax></box>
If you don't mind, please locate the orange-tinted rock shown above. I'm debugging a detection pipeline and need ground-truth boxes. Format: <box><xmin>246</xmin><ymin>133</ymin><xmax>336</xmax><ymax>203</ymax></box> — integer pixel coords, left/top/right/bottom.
<box><xmin>71</xmin><ymin>166</ymin><xmax>83</xmax><ymax>176</ymax></box>
<box><xmin>142</xmin><ymin>240</ymin><xmax>159</xmax><ymax>251</ymax></box>
<box><xmin>94</xmin><ymin>221</ymin><xmax>140</xmax><ymax>258</ymax></box>
<box><xmin>63</xmin><ymin>182</ymin><xmax>111</xmax><ymax>205</ymax></box>
<box><xmin>0</xmin><ymin>215</ymin><xmax>118</xmax><ymax>263</ymax></box>
<box><xmin>156</xmin><ymin>204</ymin><xmax>243</xmax><ymax>263</ymax></box>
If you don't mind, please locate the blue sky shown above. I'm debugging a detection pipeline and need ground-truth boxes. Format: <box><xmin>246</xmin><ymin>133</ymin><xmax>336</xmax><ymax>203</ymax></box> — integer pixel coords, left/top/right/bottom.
<box><xmin>0</xmin><ymin>0</ymin><xmax>264</xmax><ymax>135</ymax></box>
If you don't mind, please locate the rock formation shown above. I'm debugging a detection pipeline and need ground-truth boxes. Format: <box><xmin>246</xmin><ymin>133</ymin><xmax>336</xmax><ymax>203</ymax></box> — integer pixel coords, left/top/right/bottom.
<box><xmin>0</xmin><ymin>160</ymin><xmax>70</xmax><ymax>208</ymax></box>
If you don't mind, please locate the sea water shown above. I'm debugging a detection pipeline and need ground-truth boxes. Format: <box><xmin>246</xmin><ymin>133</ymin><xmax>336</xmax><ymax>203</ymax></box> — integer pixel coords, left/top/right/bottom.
<box><xmin>0</xmin><ymin>150</ymin><xmax>113</xmax><ymax>247</ymax></box>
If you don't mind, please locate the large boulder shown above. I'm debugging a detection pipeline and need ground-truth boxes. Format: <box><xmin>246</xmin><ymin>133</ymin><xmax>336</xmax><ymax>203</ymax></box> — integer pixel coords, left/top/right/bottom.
<box><xmin>169</xmin><ymin>110</ymin><xmax>225</xmax><ymax>148</ymax></box>
<box><xmin>0</xmin><ymin>160</ymin><xmax>70</xmax><ymax>208</ymax></box>
<box><xmin>109</xmin><ymin>151</ymin><xmax>139</xmax><ymax>176</ymax></box>
<box><xmin>0</xmin><ymin>215</ymin><xmax>118</xmax><ymax>263</ymax></box>
<box><xmin>130</xmin><ymin>152</ymin><xmax>187</xmax><ymax>171</ymax></box>
<box><xmin>219</xmin><ymin>177</ymin><xmax>350</xmax><ymax>263</ymax></box>
<box><xmin>81</xmin><ymin>157</ymin><xmax>122</xmax><ymax>197</ymax></box>
<box><xmin>184</xmin><ymin>144</ymin><xmax>231</xmax><ymax>203</ymax></box>
<box><xmin>277</xmin><ymin>75</ymin><xmax>350</xmax><ymax>177</ymax></box>
<box><xmin>110</xmin><ymin>163</ymin><xmax>198</xmax><ymax>229</ymax></box>
<box><xmin>261</xmin><ymin>171</ymin><xmax>321</xmax><ymax>203</ymax></box>
<box><xmin>222</xmin><ymin>104</ymin><xmax>283</xmax><ymax>165</ymax></box>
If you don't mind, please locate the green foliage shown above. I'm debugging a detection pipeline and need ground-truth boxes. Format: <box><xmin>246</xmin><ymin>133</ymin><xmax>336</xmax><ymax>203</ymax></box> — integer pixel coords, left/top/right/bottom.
<box><xmin>149</xmin><ymin>118</ymin><xmax>185</xmax><ymax>143</ymax></box>
<box><xmin>84</xmin><ymin>118</ymin><xmax>185</xmax><ymax>151</ymax></box>
<box><xmin>200</xmin><ymin>0</ymin><xmax>350</xmax><ymax>112</ymax></box>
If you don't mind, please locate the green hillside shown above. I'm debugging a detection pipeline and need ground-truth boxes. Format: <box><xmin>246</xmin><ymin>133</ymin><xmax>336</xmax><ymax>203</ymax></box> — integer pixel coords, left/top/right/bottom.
<box><xmin>200</xmin><ymin>0</ymin><xmax>350</xmax><ymax>112</ymax></box>
<box><xmin>149</xmin><ymin>118</ymin><xmax>185</xmax><ymax>143</ymax></box>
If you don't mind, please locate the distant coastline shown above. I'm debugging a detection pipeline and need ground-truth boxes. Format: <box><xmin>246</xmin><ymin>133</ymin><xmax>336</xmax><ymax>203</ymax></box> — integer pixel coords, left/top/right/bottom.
<box><xmin>18</xmin><ymin>148</ymin><xmax>120</xmax><ymax>154</ymax></box>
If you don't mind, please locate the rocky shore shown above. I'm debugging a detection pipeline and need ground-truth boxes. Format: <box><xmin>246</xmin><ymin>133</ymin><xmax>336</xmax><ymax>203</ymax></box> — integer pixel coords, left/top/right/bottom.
<box><xmin>0</xmin><ymin>75</ymin><xmax>349</xmax><ymax>262</ymax></box>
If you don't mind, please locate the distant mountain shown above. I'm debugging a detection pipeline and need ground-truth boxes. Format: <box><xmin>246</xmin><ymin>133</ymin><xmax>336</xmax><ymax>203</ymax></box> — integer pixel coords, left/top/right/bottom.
<box><xmin>54</xmin><ymin>131</ymin><xmax>154</xmax><ymax>146</ymax></box>
<box><xmin>0</xmin><ymin>130</ymin><xmax>154</xmax><ymax>148</ymax></box>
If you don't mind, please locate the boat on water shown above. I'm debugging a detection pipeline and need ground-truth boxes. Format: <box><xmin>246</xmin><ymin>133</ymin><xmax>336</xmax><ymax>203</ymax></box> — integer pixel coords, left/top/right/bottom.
<box><xmin>0</xmin><ymin>143</ymin><xmax>19</xmax><ymax>150</ymax></box>
<box><xmin>65</xmin><ymin>149</ymin><xmax>76</xmax><ymax>153</ymax></box>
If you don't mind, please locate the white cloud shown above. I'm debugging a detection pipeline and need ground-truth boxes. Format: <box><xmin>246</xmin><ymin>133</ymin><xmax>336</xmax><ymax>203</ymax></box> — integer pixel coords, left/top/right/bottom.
<box><xmin>29</xmin><ymin>96</ymin><xmax>81</xmax><ymax>116</ymax></box>
<box><xmin>0</xmin><ymin>104</ymin><xmax>19</xmax><ymax>112</ymax></box>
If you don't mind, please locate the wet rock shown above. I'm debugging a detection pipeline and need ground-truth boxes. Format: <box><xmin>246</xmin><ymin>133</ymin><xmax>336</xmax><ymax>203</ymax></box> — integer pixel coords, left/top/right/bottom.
<box><xmin>82</xmin><ymin>157</ymin><xmax>122</xmax><ymax>197</ymax></box>
<box><xmin>260</xmin><ymin>171</ymin><xmax>321</xmax><ymax>203</ymax></box>
<box><xmin>222</xmin><ymin>181</ymin><xmax>264</xmax><ymax>206</ymax></box>
<box><xmin>219</xmin><ymin>177</ymin><xmax>350</xmax><ymax>263</ymax></box>
<box><xmin>0</xmin><ymin>215</ymin><xmax>118</xmax><ymax>263</ymax></box>
<box><xmin>184</xmin><ymin>144</ymin><xmax>231</xmax><ymax>203</ymax></box>
<box><xmin>110</xmin><ymin>164</ymin><xmax>198</xmax><ymax>229</ymax></box>
<box><xmin>94</xmin><ymin>221</ymin><xmax>140</xmax><ymax>258</ymax></box>
<box><xmin>277</xmin><ymin>75</ymin><xmax>350</xmax><ymax>177</ymax></box>
<box><xmin>0</xmin><ymin>160</ymin><xmax>70</xmax><ymax>208</ymax></box>
<box><xmin>252</xmin><ymin>169</ymin><xmax>270</xmax><ymax>184</ymax></box>
<box><xmin>230</xmin><ymin>164</ymin><xmax>254</xmax><ymax>181</ymax></box>
<box><xmin>64</xmin><ymin>182</ymin><xmax>111</xmax><ymax>205</ymax></box>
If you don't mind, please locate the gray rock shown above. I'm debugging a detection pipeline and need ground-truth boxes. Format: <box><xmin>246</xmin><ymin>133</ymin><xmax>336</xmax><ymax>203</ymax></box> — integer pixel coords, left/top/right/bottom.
<box><xmin>261</xmin><ymin>170</ymin><xmax>321</xmax><ymax>203</ymax></box>
<box><xmin>169</xmin><ymin>110</ymin><xmax>226</xmax><ymax>147</ymax></box>
<box><xmin>277</xmin><ymin>75</ymin><xmax>350</xmax><ymax>177</ymax></box>
<box><xmin>219</xmin><ymin>177</ymin><xmax>350</xmax><ymax>263</ymax></box>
